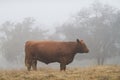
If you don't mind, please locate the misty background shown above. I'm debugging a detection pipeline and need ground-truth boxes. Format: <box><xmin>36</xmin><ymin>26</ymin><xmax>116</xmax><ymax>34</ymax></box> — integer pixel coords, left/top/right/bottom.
<box><xmin>0</xmin><ymin>0</ymin><xmax>120</xmax><ymax>69</ymax></box>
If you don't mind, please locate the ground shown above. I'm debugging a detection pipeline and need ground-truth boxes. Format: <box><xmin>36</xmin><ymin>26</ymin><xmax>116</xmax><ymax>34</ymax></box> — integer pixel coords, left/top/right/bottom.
<box><xmin>0</xmin><ymin>65</ymin><xmax>120</xmax><ymax>80</ymax></box>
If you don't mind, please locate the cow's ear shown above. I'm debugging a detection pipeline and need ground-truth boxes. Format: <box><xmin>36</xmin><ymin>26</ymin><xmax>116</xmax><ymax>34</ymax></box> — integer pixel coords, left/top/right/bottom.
<box><xmin>76</xmin><ymin>39</ymin><xmax>80</xmax><ymax>43</ymax></box>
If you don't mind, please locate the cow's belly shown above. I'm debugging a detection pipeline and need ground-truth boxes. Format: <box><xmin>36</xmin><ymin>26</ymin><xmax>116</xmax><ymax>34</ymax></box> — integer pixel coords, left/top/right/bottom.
<box><xmin>36</xmin><ymin>56</ymin><xmax>58</xmax><ymax>64</ymax></box>
<box><xmin>38</xmin><ymin>59</ymin><xmax>57</xmax><ymax>64</ymax></box>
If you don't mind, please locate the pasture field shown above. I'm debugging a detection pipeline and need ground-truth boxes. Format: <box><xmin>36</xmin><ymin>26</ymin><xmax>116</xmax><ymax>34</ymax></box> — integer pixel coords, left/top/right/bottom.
<box><xmin>0</xmin><ymin>65</ymin><xmax>120</xmax><ymax>80</ymax></box>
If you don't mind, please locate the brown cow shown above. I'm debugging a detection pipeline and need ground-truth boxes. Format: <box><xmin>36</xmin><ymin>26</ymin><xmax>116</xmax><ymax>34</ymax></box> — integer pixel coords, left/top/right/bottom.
<box><xmin>25</xmin><ymin>39</ymin><xmax>89</xmax><ymax>71</ymax></box>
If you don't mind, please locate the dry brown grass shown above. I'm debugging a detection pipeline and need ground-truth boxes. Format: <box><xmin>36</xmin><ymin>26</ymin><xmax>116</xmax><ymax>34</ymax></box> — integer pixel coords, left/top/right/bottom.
<box><xmin>0</xmin><ymin>65</ymin><xmax>120</xmax><ymax>80</ymax></box>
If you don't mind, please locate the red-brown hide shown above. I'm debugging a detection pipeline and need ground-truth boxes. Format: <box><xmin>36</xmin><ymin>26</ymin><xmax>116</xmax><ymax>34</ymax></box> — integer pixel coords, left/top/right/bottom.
<box><xmin>25</xmin><ymin>39</ymin><xmax>89</xmax><ymax>71</ymax></box>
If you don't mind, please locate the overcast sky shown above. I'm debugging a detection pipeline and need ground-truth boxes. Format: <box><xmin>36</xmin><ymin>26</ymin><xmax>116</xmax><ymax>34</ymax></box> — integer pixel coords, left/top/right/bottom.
<box><xmin>0</xmin><ymin>0</ymin><xmax>120</xmax><ymax>29</ymax></box>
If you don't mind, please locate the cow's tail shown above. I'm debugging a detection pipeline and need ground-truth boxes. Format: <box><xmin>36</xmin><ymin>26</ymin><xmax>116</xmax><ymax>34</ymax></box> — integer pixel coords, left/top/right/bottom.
<box><xmin>25</xmin><ymin>55</ymin><xmax>27</xmax><ymax>67</ymax></box>
<box><xmin>25</xmin><ymin>41</ymin><xmax>30</xmax><ymax>67</ymax></box>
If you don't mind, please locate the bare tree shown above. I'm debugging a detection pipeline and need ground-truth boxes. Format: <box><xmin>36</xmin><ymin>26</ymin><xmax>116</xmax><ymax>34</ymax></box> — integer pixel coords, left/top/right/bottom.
<box><xmin>0</xmin><ymin>17</ymin><xmax>46</xmax><ymax>63</ymax></box>
<box><xmin>55</xmin><ymin>2</ymin><xmax>120</xmax><ymax>65</ymax></box>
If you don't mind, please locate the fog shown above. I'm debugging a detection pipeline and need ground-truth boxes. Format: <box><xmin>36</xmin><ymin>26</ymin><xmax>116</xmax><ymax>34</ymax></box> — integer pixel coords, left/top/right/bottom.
<box><xmin>1</xmin><ymin>0</ymin><xmax>120</xmax><ymax>27</ymax></box>
<box><xmin>0</xmin><ymin>0</ymin><xmax>120</xmax><ymax>69</ymax></box>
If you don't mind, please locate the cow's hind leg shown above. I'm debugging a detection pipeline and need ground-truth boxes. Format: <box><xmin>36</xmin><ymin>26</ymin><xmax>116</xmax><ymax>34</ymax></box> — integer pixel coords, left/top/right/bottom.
<box><xmin>25</xmin><ymin>59</ymin><xmax>32</xmax><ymax>71</ymax></box>
<box><xmin>25</xmin><ymin>62</ymin><xmax>32</xmax><ymax>71</ymax></box>
<box><xmin>60</xmin><ymin>63</ymin><xmax>66</xmax><ymax>71</ymax></box>
<box><xmin>32</xmin><ymin>60</ymin><xmax>37</xmax><ymax>71</ymax></box>
<box><xmin>27</xmin><ymin>64</ymin><xmax>32</xmax><ymax>71</ymax></box>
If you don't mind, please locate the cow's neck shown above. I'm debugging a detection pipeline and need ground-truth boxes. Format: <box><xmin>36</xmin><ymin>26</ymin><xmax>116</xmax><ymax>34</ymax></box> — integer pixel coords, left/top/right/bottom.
<box><xmin>66</xmin><ymin>42</ymin><xmax>78</xmax><ymax>55</ymax></box>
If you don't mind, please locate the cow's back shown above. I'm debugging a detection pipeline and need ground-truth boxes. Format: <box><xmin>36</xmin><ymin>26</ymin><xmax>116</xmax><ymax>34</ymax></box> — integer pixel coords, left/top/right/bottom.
<box><xmin>29</xmin><ymin>41</ymin><xmax>76</xmax><ymax>55</ymax></box>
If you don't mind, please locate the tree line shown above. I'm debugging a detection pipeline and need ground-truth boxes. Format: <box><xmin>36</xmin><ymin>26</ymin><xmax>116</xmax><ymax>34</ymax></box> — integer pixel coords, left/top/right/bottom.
<box><xmin>0</xmin><ymin>2</ymin><xmax>120</xmax><ymax>66</ymax></box>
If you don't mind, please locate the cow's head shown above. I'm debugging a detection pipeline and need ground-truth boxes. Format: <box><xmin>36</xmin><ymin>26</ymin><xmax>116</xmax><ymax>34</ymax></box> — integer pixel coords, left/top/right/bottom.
<box><xmin>76</xmin><ymin>39</ymin><xmax>89</xmax><ymax>53</ymax></box>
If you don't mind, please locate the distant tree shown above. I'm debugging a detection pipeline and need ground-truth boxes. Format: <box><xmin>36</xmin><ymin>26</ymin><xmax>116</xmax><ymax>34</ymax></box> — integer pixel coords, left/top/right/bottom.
<box><xmin>55</xmin><ymin>2</ymin><xmax>120</xmax><ymax>65</ymax></box>
<box><xmin>0</xmin><ymin>17</ymin><xmax>46</xmax><ymax>63</ymax></box>
<box><xmin>88</xmin><ymin>2</ymin><xmax>120</xmax><ymax>65</ymax></box>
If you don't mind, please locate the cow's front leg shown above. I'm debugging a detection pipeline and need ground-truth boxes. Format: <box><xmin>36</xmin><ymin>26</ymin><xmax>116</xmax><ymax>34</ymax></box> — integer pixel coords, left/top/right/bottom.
<box><xmin>60</xmin><ymin>63</ymin><xmax>66</xmax><ymax>71</ymax></box>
